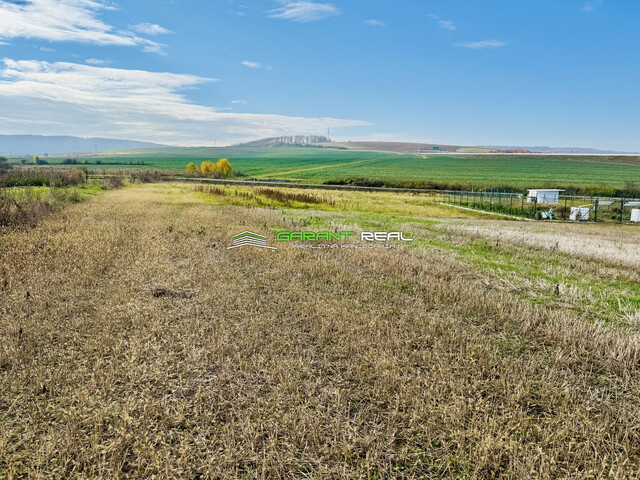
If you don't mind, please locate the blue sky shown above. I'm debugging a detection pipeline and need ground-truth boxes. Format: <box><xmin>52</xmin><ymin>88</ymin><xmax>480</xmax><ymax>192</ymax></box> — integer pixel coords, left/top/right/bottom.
<box><xmin>0</xmin><ymin>0</ymin><xmax>639</xmax><ymax>150</ymax></box>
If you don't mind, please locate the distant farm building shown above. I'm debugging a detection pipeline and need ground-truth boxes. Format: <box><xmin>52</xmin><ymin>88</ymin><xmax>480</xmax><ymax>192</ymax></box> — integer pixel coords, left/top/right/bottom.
<box><xmin>527</xmin><ymin>189</ymin><xmax>565</xmax><ymax>204</ymax></box>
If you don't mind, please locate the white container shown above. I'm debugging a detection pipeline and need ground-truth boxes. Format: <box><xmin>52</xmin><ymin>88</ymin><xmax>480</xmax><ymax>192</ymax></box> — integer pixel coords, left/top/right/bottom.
<box><xmin>631</xmin><ymin>209</ymin><xmax>640</xmax><ymax>223</ymax></box>
<box><xmin>570</xmin><ymin>207</ymin><xmax>590</xmax><ymax>221</ymax></box>
<box><xmin>527</xmin><ymin>189</ymin><xmax>564</xmax><ymax>204</ymax></box>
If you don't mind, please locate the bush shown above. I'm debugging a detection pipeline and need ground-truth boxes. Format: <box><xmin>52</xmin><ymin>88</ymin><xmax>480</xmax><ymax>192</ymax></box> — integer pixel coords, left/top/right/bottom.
<box><xmin>255</xmin><ymin>188</ymin><xmax>332</xmax><ymax>205</ymax></box>
<box><xmin>0</xmin><ymin>156</ymin><xmax>11</xmax><ymax>171</ymax></box>
<box><xmin>0</xmin><ymin>167</ymin><xmax>85</xmax><ymax>188</ymax></box>
<box><xmin>0</xmin><ymin>188</ymin><xmax>74</xmax><ymax>228</ymax></box>
<box><xmin>128</xmin><ymin>170</ymin><xmax>164</xmax><ymax>183</ymax></box>
<box><xmin>199</xmin><ymin>158</ymin><xmax>233</xmax><ymax>177</ymax></box>
<box><xmin>101</xmin><ymin>175</ymin><xmax>125</xmax><ymax>190</ymax></box>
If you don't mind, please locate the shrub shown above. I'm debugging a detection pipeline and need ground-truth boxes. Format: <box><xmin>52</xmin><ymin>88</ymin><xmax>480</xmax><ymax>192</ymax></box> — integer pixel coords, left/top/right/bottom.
<box><xmin>0</xmin><ymin>167</ymin><xmax>85</xmax><ymax>188</ymax></box>
<box><xmin>101</xmin><ymin>175</ymin><xmax>125</xmax><ymax>190</ymax></box>
<box><xmin>194</xmin><ymin>185</ymin><xmax>227</xmax><ymax>196</ymax></box>
<box><xmin>256</xmin><ymin>188</ymin><xmax>333</xmax><ymax>205</ymax></box>
<box><xmin>200</xmin><ymin>158</ymin><xmax>233</xmax><ymax>177</ymax></box>
<box><xmin>0</xmin><ymin>188</ymin><xmax>72</xmax><ymax>228</ymax></box>
<box><xmin>128</xmin><ymin>170</ymin><xmax>164</xmax><ymax>183</ymax></box>
<box><xmin>0</xmin><ymin>156</ymin><xmax>11</xmax><ymax>171</ymax></box>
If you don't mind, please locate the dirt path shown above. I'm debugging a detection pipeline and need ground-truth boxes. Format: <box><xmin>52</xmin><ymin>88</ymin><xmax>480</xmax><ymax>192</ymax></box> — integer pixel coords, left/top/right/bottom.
<box><xmin>1</xmin><ymin>184</ymin><xmax>639</xmax><ymax>479</ymax></box>
<box><xmin>258</xmin><ymin>159</ymin><xmax>371</xmax><ymax>178</ymax></box>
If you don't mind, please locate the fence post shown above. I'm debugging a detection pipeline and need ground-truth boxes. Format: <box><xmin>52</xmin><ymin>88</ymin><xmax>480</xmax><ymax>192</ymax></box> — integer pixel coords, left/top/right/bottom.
<box><xmin>620</xmin><ymin>199</ymin><xmax>624</xmax><ymax>224</ymax></box>
<box><xmin>593</xmin><ymin>200</ymin><xmax>599</xmax><ymax>223</ymax></box>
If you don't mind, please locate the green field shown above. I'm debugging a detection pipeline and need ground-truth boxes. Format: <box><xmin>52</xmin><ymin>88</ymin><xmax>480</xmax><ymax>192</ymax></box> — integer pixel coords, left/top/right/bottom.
<box><xmin>35</xmin><ymin>147</ymin><xmax>640</xmax><ymax>190</ymax></box>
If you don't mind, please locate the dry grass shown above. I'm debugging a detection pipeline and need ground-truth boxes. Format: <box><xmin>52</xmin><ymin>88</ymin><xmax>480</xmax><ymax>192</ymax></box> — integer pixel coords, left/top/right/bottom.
<box><xmin>0</xmin><ymin>187</ymin><xmax>81</xmax><ymax>228</ymax></box>
<box><xmin>1</xmin><ymin>184</ymin><xmax>640</xmax><ymax>478</ymax></box>
<box><xmin>437</xmin><ymin>220</ymin><xmax>640</xmax><ymax>269</ymax></box>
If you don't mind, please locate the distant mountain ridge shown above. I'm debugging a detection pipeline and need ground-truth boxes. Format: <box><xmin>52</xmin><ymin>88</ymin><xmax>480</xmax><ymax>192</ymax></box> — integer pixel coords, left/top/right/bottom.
<box><xmin>0</xmin><ymin>135</ymin><xmax>171</xmax><ymax>155</ymax></box>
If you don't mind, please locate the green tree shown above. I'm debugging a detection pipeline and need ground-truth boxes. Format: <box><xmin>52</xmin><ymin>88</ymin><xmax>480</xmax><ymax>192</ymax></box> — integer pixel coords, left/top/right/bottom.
<box><xmin>0</xmin><ymin>156</ymin><xmax>11</xmax><ymax>170</ymax></box>
<box><xmin>33</xmin><ymin>155</ymin><xmax>40</xmax><ymax>165</ymax></box>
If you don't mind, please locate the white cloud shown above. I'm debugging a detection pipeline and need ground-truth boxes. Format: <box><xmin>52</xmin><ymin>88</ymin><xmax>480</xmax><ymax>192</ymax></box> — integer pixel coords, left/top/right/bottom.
<box><xmin>437</xmin><ymin>20</ymin><xmax>456</xmax><ymax>31</ymax></box>
<box><xmin>0</xmin><ymin>0</ymin><xmax>164</xmax><ymax>52</ymax></box>
<box><xmin>241</xmin><ymin>60</ymin><xmax>272</xmax><ymax>70</ymax></box>
<box><xmin>427</xmin><ymin>14</ymin><xmax>456</xmax><ymax>31</ymax></box>
<box><xmin>269</xmin><ymin>1</ymin><xmax>339</xmax><ymax>23</ymax></box>
<box><xmin>581</xmin><ymin>1</ymin><xmax>603</xmax><ymax>12</ymax></box>
<box><xmin>454</xmin><ymin>40</ymin><xmax>507</xmax><ymax>50</ymax></box>
<box><xmin>242</xmin><ymin>60</ymin><xmax>261</xmax><ymax>68</ymax></box>
<box><xmin>0</xmin><ymin>59</ymin><xmax>366</xmax><ymax>146</ymax></box>
<box><xmin>365</xmin><ymin>19</ymin><xmax>385</xmax><ymax>27</ymax></box>
<box><xmin>231</xmin><ymin>99</ymin><xmax>248</xmax><ymax>105</ymax></box>
<box><xmin>129</xmin><ymin>23</ymin><xmax>171</xmax><ymax>35</ymax></box>
<box><xmin>85</xmin><ymin>58</ymin><xmax>110</xmax><ymax>65</ymax></box>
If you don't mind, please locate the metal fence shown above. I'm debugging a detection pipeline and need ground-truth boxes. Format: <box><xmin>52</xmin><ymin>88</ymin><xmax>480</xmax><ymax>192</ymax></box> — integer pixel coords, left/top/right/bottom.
<box><xmin>442</xmin><ymin>191</ymin><xmax>537</xmax><ymax>218</ymax></box>
<box><xmin>443</xmin><ymin>190</ymin><xmax>640</xmax><ymax>223</ymax></box>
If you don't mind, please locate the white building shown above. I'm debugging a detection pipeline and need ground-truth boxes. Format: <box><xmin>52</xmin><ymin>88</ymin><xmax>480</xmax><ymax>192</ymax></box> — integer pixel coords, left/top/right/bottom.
<box><xmin>527</xmin><ymin>189</ymin><xmax>565</xmax><ymax>204</ymax></box>
<box><xmin>631</xmin><ymin>209</ymin><xmax>640</xmax><ymax>223</ymax></box>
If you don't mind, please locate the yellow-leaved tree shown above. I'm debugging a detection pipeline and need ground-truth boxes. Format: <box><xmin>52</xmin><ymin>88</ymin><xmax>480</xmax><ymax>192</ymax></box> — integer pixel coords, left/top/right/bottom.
<box><xmin>199</xmin><ymin>158</ymin><xmax>233</xmax><ymax>177</ymax></box>
<box><xmin>217</xmin><ymin>158</ymin><xmax>232</xmax><ymax>176</ymax></box>
<box><xmin>186</xmin><ymin>162</ymin><xmax>197</xmax><ymax>172</ymax></box>
<box><xmin>200</xmin><ymin>161</ymin><xmax>215</xmax><ymax>174</ymax></box>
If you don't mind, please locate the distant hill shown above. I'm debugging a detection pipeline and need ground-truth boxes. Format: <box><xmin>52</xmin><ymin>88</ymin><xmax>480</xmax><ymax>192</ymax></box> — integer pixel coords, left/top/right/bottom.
<box><xmin>0</xmin><ymin>135</ymin><xmax>171</xmax><ymax>155</ymax></box>
<box><xmin>231</xmin><ymin>137</ymin><xmax>636</xmax><ymax>155</ymax></box>
<box><xmin>323</xmin><ymin>141</ymin><xmax>495</xmax><ymax>154</ymax></box>
<box><xmin>233</xmin><ymin>136</ymin><xmax>331</xmax><ymax>148</ymax></box>
<box><xmin>483</xmin><ymin>146</ymin><xmax>634</xmax><ymax>154</ymax></box>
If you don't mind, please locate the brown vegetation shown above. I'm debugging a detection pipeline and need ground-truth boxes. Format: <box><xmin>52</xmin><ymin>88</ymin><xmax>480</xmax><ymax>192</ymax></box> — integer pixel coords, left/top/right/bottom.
<box><xmin>0</xmin><ymin>167</ymin><xmax>85</xmax><ymax>188</ymax></box>
<box><xmin>1</xmin><ymin>184</ymin><xmax>639</xmax><ymax>478</ymax></box>
<box><xmin>255</xmin><ymin>187</ymin><xmax>333</xmax><ymax>205</ymax></box>
<box><xmin>0</xmin><ymin>188</ymin><xmax>80</xmax><ymax>228</ymax></box>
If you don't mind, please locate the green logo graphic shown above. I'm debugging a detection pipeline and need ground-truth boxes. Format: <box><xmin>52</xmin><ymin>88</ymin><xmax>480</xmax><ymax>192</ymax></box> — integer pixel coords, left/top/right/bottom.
<box><xmin>227</xmin><ymin>231</ymin><xmax>277</xmax><ymax>250</ymax></box>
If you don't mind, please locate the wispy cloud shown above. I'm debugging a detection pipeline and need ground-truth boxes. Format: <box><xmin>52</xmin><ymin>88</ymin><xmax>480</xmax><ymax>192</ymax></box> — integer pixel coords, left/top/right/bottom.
<box><xmin>85</xmin><ymin>58</ymin><xmax>111</xmax><ymax>66</ymax></box>
<box><xmin>365</xmin><ymin>19</ymin><xmax>385</xmax><ymax>27</ymax></box>
<box><xmin>427</xmin><ymin>14</ymin><xmax>457</xmax><ymax>31</ymax></box>
<box><xmin>269</xmin><ymin>1</ymin><xmax>339</xmax><ymax>23</ymax></box>
<box><xmin>581</xmin><ymin>0</ymin><xmax>603</xmax><ymax>12</ymax></box>
<box><xmin>454</xmin><ymin>40</ymin><xmax>507</xmax><ymax>50</ymax></box>
<box><xmin>231</xmin><ymin>99</ymin><xmax>248</xmax><ymax>105</ymax></box>
<box><xmin>241</xmin><ymin>60</ymin><xmax>272</xmax><ymax>70</ymax></box>
<box><xmin>129</xmin><ymin>23</ymin><xmax>171</xmax><ymax>36</ymax></box>
<box><xmin>0</xmin><ymin>0</ymin><xmax>164</xmax><ymax>52</ymax></box>
<box><xmin>242</xmin><ymin>60</ymin><xmax>262</xmax><ymax>68</ymax></box>
<box><xmin>0</xmin><ymin>59</ymin><xmax>366</xmax><ymax>146</ymax></box>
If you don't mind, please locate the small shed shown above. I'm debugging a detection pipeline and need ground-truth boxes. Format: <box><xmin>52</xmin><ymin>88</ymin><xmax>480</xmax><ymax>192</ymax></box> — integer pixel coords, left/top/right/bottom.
<box><xmin>631</xmin><ymin>209</ymin><xmax>640</xmax><ymax>223</ymax></box>
<box><xmin>527</xmin><ymin>189</ymin><xmax>565</xmax><ymax>204</ymax></box>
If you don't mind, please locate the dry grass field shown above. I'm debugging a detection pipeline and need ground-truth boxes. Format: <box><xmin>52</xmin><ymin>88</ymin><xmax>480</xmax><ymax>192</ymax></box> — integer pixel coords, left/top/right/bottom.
<box><xmin>1</xmin><ymin>183</ymin><xmax>640</xmax><ymax>479</ymax></box>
